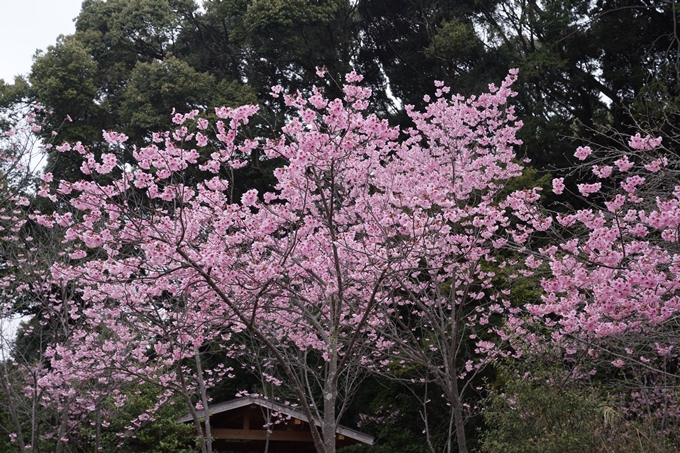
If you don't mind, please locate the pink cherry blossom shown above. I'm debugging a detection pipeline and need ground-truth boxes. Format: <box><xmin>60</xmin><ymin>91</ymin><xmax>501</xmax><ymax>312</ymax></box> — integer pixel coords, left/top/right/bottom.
<box><xmin>574</xmin><ymin>146</ymin><xmax>592</xmax><ymax>160</ymax></box>
<box><xmin>577</xmin><ymin>182</ymin><xmax>601</xmax><ymax>197</ymax></box>
<box><xmin>628</xmin><ymin>133</ymin><xmax>662</xmax><ymax>150</ymax></box>
<box><xmin>615</xmin><ymin>155</ymin><xmax>634</xmax><ymax>172</ymax></box>
<box><xmin>552</xmin><ymin>177</ymin><xmax>565</xmax><ymax>195</ymax></box>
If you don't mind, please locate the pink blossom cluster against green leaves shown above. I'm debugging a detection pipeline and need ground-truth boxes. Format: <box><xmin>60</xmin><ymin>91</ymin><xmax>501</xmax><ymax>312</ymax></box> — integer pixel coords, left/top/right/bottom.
<box><xmin>530</xmin><ymin>134</ymin><xmax>680</xmax><ymax>341</ymax></box>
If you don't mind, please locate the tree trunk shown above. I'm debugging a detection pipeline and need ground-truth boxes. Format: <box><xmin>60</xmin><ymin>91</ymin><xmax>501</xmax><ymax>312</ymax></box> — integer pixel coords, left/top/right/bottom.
<box><xmin>177</xmin><ymin>364</ymin><xmax>209</xmax><ymax>453</ymax></box>
<box><xmin>1</xmin><ymin>360</ymin><xmax>26</xmax><ymax>453</ymax></box>
<box><xmin>54</xmin><ymin>395</ymin><xmax>73</xmax><ymax>453</ymax></box>
<box><xmin>322</xmin><ymin>329</ymin><xmax>339</xmax><ymax>453</ymax></box>
<box><xmin>194</xmin><ymin>348</ymin><xmax>213</xmax><ymax>453</ymax></box>
<box><xmin>451</xmin><ymin>374</ymin><xmax>468</xmax><ymax>453</ymax></box>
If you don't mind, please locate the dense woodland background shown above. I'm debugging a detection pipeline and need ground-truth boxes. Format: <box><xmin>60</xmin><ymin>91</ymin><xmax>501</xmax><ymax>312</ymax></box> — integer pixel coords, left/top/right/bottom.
<box><xmin>2</xmin><ymin>0</ymin><xmax>680</xmax><ymax>452</ymax></box>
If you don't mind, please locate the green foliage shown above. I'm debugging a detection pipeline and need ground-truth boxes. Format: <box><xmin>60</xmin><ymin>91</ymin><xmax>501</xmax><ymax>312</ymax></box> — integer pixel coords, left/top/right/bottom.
<box><xmin>30</xmin><ymin>35</ymin><xmax>104</xmax><ymax>144</ymax></box>
<box><xmin>0</xmin><ymin>77</ymin><xmax>31</xmax><ymax>129</ymax></box>
<box><xmin>76</xmin><ymin>0</ymin><xmax>191</xmax><ymax>61</ymax></box>
<box><xmin>425</xmin><ymin>18</ymin><xmax>484</xmax><ymax>67</ymax></box>
<box><xmin>497</xmin><ymin>166</ymin><xmax>551</xmax><ymax>199</ymax></box>
<box><xmin>244</xmin><ymin>0</ymin><xmax>337</xmax><ymax>36</ymax></box>
<box><xmin>119</xmin><ymin>56</ymin><xmax>217</xmax><ymax>138</ymax></box>
<box><xmin>480</xmin><ymin>360</ymin><xmax>680</xmax><ymax>453</ymax></box>
<box><xmin>480</xmin><ymin>365</ymin><xmax>606</xmax><ymax>453</ymax></box>
<box><xmin>358</xmin><ymin>0</ymin><xmax>501</xmax><ymax>113</ymax></box>
<box><xmin>340</xmin><ymin>377</ymin><xmax>435</xmax><ymax>453</ymax></box>
<box><xmin>80</xmin><ymin>384</ymin><xmax>195</xmax><ymax>453</ymax></box>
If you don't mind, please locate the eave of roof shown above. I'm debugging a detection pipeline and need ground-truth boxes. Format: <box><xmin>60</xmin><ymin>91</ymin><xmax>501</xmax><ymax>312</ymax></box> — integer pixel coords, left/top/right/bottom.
<box><xmin>178</xmin><ymin>396</ymin><xmax>374</xmax><ymax>445</ymax></box>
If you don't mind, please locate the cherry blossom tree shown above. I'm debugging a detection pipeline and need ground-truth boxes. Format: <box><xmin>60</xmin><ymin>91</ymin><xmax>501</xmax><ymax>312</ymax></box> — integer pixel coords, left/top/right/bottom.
<box><xmin>535</xmin><ymin>132</ymin><xmax>679</xmax><ymax>338</ymax></box>
<box><xmin>366</xmin><ymin>74</ymin><xmax>535</xmax><ymax>453</ymax></box>
<box><xmin>0</xmin><ymin>108</ymin><xmax>134</xmax><ymax>453</ymax></box>
<box><xmin>0</xmin><ymin>107</ymin><xmax>201</xmax><ymax>453</ymax></box>
<box><xmin>0</xmin><ymin>104</ymin><xmax>70</xmax><ymax>453</ymax></box>
<box><xmin>27</xmin><ymin>68</ymin><xmax>537</xmax><ymax>453</ymax></box>
<box><xmin>519</xmin><ymin>126</ymin><xmax>680</xmax><ymax>440</ymax></box>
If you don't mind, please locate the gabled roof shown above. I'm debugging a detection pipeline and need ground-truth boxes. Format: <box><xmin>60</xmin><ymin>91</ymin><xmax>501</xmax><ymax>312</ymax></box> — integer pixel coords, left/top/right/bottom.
<box><xmin>178</xmin><ymin>396</ymin><xmax>374</xmax><ymax>445</ymax></box>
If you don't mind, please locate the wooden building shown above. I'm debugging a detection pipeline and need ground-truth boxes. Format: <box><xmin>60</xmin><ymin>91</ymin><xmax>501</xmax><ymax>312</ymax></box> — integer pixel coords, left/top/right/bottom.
<box><xmin>178</xmin><ymin>396</ymin><xmax>374</xmax><ymax>452</ymax></box>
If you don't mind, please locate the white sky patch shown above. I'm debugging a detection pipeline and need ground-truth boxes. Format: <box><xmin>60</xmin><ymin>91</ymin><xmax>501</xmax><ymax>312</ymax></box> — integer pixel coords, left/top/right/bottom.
<box><xmin>379</xmin><ymin>64</ymin><xmax>402</xmax><ymax>114</ymax></box>
<box><xmin>0</xmin><ymin>0</ymin><xmax>84</xmax><ymax>83</ymax></box>
<box><xmin>0</xmin><ymin>315</ymin><xmax>31</xmax><ymax>357</ymax></box>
